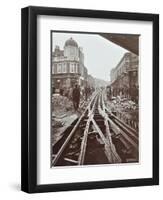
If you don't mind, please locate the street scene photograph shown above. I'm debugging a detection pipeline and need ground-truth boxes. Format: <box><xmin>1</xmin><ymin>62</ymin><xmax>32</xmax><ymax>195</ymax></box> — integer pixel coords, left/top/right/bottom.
<box><xmin>51</xmin><ymin>31</ymin><xmax>139</xmax><ymax>167</ymax></box>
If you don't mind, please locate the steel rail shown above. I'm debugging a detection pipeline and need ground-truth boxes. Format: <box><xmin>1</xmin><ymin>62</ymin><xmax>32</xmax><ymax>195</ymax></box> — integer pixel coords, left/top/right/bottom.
<box><xmin>78</xmin><ymin>95</ymin><xmax>98</xmax><ymax>165</ymax></box>
<box><xmin>52</xmin><ymin>92</ymin><xmax>98</xmax><ymax>166</ymax></box>
<box><xmin>112</xmin><ymin>117</ymin><xmax>138</xmax><ymax>141</ymax></box>
<box><xmin>92</xmin><ymin>118</ymin><xmax>116</xmax><ymax>163</ymax></box>
<box><xmin>98</xmin><ymin>92</ymin><xmax>121</xmax><ymax>163</ymax></box>
<box><xmin>102</xmin><ymin>92</ymin><xmax>138</xmax><ymax>145</ymax></box>
<box><xmin>105</xmin><ymin>103</ymin><xmax>138</xmax><ymax>136</ymax></box>
<box><xmin>111</xmin><ymin>111</ymin><xmax>138</xmax><ymax>134</ymax></box>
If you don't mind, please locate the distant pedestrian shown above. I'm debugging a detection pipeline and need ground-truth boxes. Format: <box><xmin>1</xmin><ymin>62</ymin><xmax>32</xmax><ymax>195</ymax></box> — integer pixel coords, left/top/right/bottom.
<box><xmin>72</xmin><ymin>84</ymin><xmax>80</xmax><ymax>111</ymax></box>
<box><xmin>53</xmin><ymin>87</ymin><xmax>55</xmax><ymax>94</ymax></box>
<box><xmin>85</xmin><ymin>87</ymin><xmax>88</xmax><ymax>101</ymax></box>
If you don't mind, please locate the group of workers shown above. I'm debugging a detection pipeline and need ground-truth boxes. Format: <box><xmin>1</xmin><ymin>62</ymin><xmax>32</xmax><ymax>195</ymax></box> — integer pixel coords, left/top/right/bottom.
<box><xmin>56</xmin><ymin>85</ymin><xmax>94</xmax><ymax>111</ymax></box>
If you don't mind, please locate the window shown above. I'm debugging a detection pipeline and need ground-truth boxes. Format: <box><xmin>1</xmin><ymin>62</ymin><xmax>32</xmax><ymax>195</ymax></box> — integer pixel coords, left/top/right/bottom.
<box><xmin>62</xmin><ymin>63</ymin><xmax>67</xmax><ymax>73</ymax></box>
<box><xmin>133</xmin><ymin>71</ymin><xmax>137</xmax><ymax>77</ymax></box>
<box><xmin>52</xmin><ymin>64</ymin><xmax>55</xmax><ymax>74</ymax></box>
<box><xmin>75</xmin><ymin>64</ymin><xmax>78</xmax><ymax>73</ymax></box>
<box><xmin>70</xmin><ymin>63</ymin><xmax>76</xmax><ymax>73</ymax></box>
<box><xmin>57</xmin><ymin>64</ymin><xmax>61</xmax><ymax>73</ymax></box>
<box><xmin>73</xmin><ymin>64</ymin><xmax>75</xmax><ymax>73</ymax></box>
<box><xmin>70</xmin><ymin>64</ymin><xmax>73</xmax><ymax>73</ymax></box>
<box><xmin>71</xmin><ymin>63</ymin><xmax>79</xmax><ymax>73</ymax></box>
<box><xmin>74</xmin><ymin>64</ymin><xmax>76</xmax><ymax>73</ymax></box>
<box><xmin>70</xmin><ymin>63</ymin><xmax>72</xmax><ymax>73</ymax></box>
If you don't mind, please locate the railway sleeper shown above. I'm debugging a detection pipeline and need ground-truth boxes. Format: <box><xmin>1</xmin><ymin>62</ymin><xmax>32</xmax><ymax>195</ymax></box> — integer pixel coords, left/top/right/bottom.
<box><xmin>65</xmin><ymin>150</ymin><xmax>80</xmax><ymax>157</ymax></box>
<box><xmin>64</xmin><ymin>157</ymin><xmax>78</xmax><ymax>164</ymax></box>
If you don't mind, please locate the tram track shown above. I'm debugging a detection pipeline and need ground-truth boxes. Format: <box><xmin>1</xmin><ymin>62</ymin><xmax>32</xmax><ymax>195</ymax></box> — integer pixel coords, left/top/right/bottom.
<box><xmin>52</xmin><ymin>90</ymin><xmax>139</xmax><ymax>167</ymax></box>
<box><xmin>52</xmin><ymin>93</ymin><xmax>98</xmax><ymax>166</ymax></box>
<box><xmin>101</xmin><ymin>91</ymin><xmax>139</xmax><ymax>162</ymax></box>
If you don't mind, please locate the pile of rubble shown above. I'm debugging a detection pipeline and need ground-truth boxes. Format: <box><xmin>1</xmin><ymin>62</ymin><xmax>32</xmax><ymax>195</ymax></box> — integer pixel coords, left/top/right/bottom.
<box><xmin>107</xmin><ymin>96</ymin><xmax>139</xmax><ymax>126</ymax></box>
<box><xmin>110</xmin><ymin>96</ymin><xmax>138</xmax><ymax>113</ymax></box>
<box><xmin>51</xmin><ymin>94</ymin><xmax>79</xmax><ymax>144</ymax></box>
<box><xmin>51</xmin><ymin>93</ymin><xmax>91</xmax><ymax>144</ymax></box>
<box><xmin>52</xmin><ymin>94</ymin><xmax>74</xmax><ymax>118</ymax></box>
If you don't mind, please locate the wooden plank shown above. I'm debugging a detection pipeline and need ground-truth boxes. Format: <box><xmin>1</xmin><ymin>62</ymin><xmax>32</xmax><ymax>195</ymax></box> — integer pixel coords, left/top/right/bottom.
<box><xmin>64</xmin><ymin>158</ymin><xmax>78</xmax><ymax>164</ymax></box>
<box><xmin>92</xmin><ymin>118</ymin><xmax>121</xmax><ymax>163</ymax></box>
<box><xmin>52</xmin><ymin>93</ymin><xmax>98</xmax><ymax>166</ymax></box>
<box><xmin>78</xmin><ymin>95</ymin><xmax>98</xmax><ymax>165</ymax></box>
<box><xmin>98</xmin><ymin>92</ymin><xmax>121</xmax><ymax>163</ymax></box>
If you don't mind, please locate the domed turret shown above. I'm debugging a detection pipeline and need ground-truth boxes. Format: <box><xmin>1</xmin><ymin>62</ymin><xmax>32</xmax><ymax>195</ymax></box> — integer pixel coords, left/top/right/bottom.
<box><xmin>65</xmin><ymin>37</ymin><xmax>78</xmax><ymax>47</ymax></box>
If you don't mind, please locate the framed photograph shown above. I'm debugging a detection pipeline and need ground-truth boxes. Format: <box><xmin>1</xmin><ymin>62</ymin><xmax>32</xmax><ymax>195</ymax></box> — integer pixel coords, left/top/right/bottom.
<box><xmin>21</xmin><ymin>6</ymin><xmax>159</xmax><ymax>193</ymax></box>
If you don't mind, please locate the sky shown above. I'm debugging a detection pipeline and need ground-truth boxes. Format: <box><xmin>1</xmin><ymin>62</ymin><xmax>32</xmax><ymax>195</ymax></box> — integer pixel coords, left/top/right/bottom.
<box><xmin>52</xmin><ymin>32</ymin><xmax>128</xmax><ymax>81</ymax></box>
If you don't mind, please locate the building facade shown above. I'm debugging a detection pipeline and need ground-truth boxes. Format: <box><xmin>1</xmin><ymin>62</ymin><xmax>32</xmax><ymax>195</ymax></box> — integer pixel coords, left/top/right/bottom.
<box><xmin>110</xmin><ymin>52</ymin><xmax>139</xmax><ymax>102</ymax></box>
<box><xmin>52</xmin><ymin>38</ymin><xmax>88</xmax><ymax>93</ymax></box>
<box><xmin>87</xmin><ymin>74</ymin><xmax>95</xmax><ymax>89</ymax></box>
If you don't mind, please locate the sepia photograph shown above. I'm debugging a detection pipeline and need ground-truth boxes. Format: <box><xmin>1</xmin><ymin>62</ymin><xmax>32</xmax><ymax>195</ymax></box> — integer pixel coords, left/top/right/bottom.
<box><xmin>51</xmin><ymin>31</ymin><xmax>139</xmax><ymax>167</ymax></box>
<box><xmin>21</xmin><ymin>6</ymin><xmax>159</xmax><ymax>192</ymax></box>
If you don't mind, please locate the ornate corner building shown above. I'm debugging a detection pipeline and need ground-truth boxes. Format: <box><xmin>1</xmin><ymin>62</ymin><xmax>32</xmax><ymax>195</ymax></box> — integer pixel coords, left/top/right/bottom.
<box><xmin>52</xmin><ymin>38</ymin><xmax>88</xmax><ymax>93</ymax></box>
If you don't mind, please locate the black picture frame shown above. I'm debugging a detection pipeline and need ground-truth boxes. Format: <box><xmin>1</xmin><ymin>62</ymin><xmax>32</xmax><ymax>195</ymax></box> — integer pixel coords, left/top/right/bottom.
<box><xmin>21</xmin><ymin>6</ymin><xmax>159</xmax><ymax>193</ymax></box>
